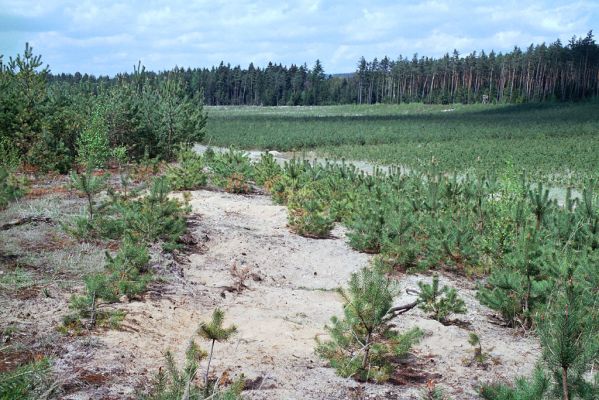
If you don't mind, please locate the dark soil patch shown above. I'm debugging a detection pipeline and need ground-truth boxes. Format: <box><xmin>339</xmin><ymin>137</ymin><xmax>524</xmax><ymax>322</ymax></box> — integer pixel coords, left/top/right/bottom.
<box><xmin>13</xmin><ymin>285</ymin><xmax>41</xmax><ymax>300</ymax></box>
<box><xmin>0</xmin><ymin>350</ymin><xmax>44</xmax><ymax>373</ymax></box>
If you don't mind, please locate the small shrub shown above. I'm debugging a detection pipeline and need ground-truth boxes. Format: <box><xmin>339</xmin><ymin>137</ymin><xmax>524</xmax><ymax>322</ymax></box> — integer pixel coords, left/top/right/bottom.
<box><xmin>166</xmin><ymin>147</ymin><xmax>207</xmax><ymax>190</ymax></box>
<box><xmin>0</xmin><ymin>166</ymin><xmax>25</xmax><ymax>210</ymax></box>
<box><xmin>316</xmin><ymin>266</ymin><xmax>422</xmax><ymax>382</ymax></box>
<box><xmin>464</xmin><ymin>332</ymin><xmax>490</xmax><ymax>367</ymax></box>
<box><xmin>287</xmin><ymin>185</ymin><xmax>334</xmax><ymax>238</ymax></box>
<box><xmin>62</xmin><ymin>273</ymin><xmax>120</xmax><ymax>332</ymax></box>
<box><xmin>225</xmin><ymin>172</ymin><xmax>251</xmax><ymax>194</ymax></box>
<box><xmin>104</xmin><ymin>238</ymin><xmax>151</xmax><ymax>299</ymax></box>
<box><xmin>346</xmin><ymin>186</ymin><xmax>389</xmax><ymax>253</ymax></box>
<box><xmin>417</xmin><ymin>275</ymin><xmax>466</xmax><ymax>322</ymax></box>
<box><xmin>198</xmin><ymin>308</ymin><xmax>238</xmax><ymax>388</ymax></box>
<box><xmin>208</xmin><ymin>148</ymin><xmax>253</xmax><ymax>191</ymax></box>
<box><xmin>420</xmin><ymin>381</ymin><xmax>453</xmax><ymax>400</ymax></box>
<box><xmin>140</xmin><ymin>339</ymin><xmax>243</xmax><ymax>400</ymax></box>
<box><xmin>480</xmin><ymin>367</ymin><xmax>550</xmax><ymax>400</ymax></box>
<box><xmin>0</xmin><ymin>358</ymin><xmax>51</xmax><ymax>399</ymax></box>
<box><xmin>254</xmin><ymin>152</ymin><xmax>282</xmax><ymax>187</ymax></box>
<box><xmin>121</xmin><ymin>177</ymin><xmax>189</xmax><ymax>251</ymax></box>
<box><xmin>77</xmin><ymin>108</ymin><xmax>111</xmax><ymax>169</ymax></box>
<box><xmin>69</xmin><ymin>167</ymin><xmax>108</xmax><ymax>220</ymax></box>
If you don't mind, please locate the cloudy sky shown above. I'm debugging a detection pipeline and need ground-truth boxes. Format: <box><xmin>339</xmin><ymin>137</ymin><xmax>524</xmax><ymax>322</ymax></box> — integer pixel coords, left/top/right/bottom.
<box><xmin>0</xmin><ymin>0</ymin><xmax>597</xmax><ymax>75</ymax></box>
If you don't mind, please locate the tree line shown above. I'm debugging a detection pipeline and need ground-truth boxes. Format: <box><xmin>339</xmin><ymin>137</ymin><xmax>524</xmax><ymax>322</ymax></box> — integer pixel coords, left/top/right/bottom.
<box><xmin>49</xmin><ymin>31</ymin><xmax>599</xmax><ymax>106</ymax></box>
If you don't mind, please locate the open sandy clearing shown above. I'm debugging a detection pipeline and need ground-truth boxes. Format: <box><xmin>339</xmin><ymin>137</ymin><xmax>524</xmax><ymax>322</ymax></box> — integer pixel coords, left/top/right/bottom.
<box><xmin>26</xmin><ymin>189</ymin><xmax>540</xmax><ymax>399</ymax></box>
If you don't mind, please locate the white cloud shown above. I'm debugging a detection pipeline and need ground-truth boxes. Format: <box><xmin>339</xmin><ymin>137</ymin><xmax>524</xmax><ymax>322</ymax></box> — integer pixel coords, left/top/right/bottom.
<box><xmin>0</xmin><ymin>0</ymin><xmax>597</xmax><ymax>74</ymax></box>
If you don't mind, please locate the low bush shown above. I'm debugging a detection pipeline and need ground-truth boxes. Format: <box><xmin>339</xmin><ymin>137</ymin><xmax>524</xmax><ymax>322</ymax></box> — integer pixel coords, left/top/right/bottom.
<box><xmin>316</xmin><ymin>265</ymin><xmax>422</xmax><ymax>382</ymax></box>
<box><xmin>287</xmin><ymin>185</ymin><xmax>334</xmax><ymax>238</ymax></box>
<box><xmin>208</xmin><ymin>148</ymin><xmax>253</xmax><ymax>192</ymax></box>
<box><xmin>417</xmin><ymin>275</ymin><xmax>466</xmax><ymax>322</ymax></box>
<box><xmin>166</xmin><ymin>147</ymin><xmax>207</xmax><ymax>190</ymax></box>
<box><xmin>0</xmin><ymin>166</ymin><xmax>25</xmax><ymax>210</ymax></box>
<box><xmin>0</xmin><ymin>358</ymin><xmax>52</xmax><ymax>399</ymax></box>
<box><xmin>141</xmin><ymin>309</ymin><xmax>242</xmax><ymax>400</ymax></box>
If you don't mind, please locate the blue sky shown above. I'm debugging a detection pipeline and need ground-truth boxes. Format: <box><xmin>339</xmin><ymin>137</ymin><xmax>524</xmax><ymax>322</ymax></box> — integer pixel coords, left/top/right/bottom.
<box><xmin>0</xmin><ymin>0</ymin><xmax>597</xmax><ymax>75</ymax></box>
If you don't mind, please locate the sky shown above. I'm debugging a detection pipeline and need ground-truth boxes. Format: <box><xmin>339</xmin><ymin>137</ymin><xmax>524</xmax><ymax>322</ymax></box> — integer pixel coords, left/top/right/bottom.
<box><xmin>0</xmin><ymin>0</ymin><xmax>598</xmax><ymax>76</ymax></box>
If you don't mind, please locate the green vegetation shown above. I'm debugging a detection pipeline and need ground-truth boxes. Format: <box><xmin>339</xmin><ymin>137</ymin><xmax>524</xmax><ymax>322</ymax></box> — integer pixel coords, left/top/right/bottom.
<box><xmin>417</xmin><ymin>275</ymin><xmax>466</xmax><ymax>323</ymax></box>
<box><xmin>0</xmin><ymin>358</ymin><xmax>52</xmax><ymax>400</ymax></box>
<box><xmin>205</xmin><ymin>102</ymin><xmax>599</xmax><ymax>187</ymax></box>
<box><xmin>166</xmin><ymin>147</ymin><xmax>208</xmax><ymax>191</ymax></box>
<box><xmin>316</xmin><ymin>265</ymin><xmax>422</xmax><ymax>382</ymax></box>
<box><xmin>0</xmin><ymin>44</ymin><xmax>207</xmax><ymax>174</ymax></box>
<box><xmin>141</xmin><ymin>309</ymin><xmax>241</xmax><ymax>400</ymax></box>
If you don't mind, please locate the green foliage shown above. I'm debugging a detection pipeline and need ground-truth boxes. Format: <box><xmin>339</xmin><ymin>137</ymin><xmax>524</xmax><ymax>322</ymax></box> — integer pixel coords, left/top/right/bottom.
<box><xmin>198</xmin><ymin>308</ymin><xmax>238</xmax><ymax>388</ymax></box>
<box><xmin>207</xmin><ymin>148</ymin><xmax>254</xmax><ymax>192</ymax></box>
<box><xmin>105</xmin><ymin>238</ymin><xmax>151</xmax><ymax>298</ymax></box>
<box><xmin>0</xmin><ymin>358</ymin><xmax>51</xmax><ymax>400</ymax></box>
<box><xmin>482</xmin><ymin>262</ymin><xmax>599</xmax><ymax>400</ymax></box>
<box><xmin>62</xmin><ymin>273</ymin><xmax>119</xmax><ymax>332</ymax></box>
<box><xmin>140</xmin><ymin>340</ymin><xmax>243</xmax><ymax>400</ymax></box>
<box><xmin>465</xmin><ymin>332</ymin><xmax>490</xmax><ymax>366</ymax></box>
<box><xmin>121</xmin><ymin>177</ymin><xmax>189</xmax><ymax>250</ymax></box>
<box><xmin>346</xmin><ymin>185</ymin><xmax>389</xmax><ymax>253</ymax></box>
<box><xmin>417</xmin><ymin>275</ymin><xmax>466</xmax><ymax>322</ymax></box>
<box><xmin>536</xmin><ymin>265</ymin><xmax>598</xmax><ymax>400</ymax></box>
<box><xmin>254</xmin><ymin>152</ymin><xmax>282</xmax><ymax>187</ymax></box>
<box><xmin>477</xmin><ymin>230</ymin><xmax>553</xmax><ymax>327</ymax></box>
<box><xmin>0</xmin><ymin>46</ymin><xmax>208</xmax><ymax>172</ymax></box>
<box><xmin>0</xmin><ymin>166</ymin><xmax>25</xmax><ymax>210</ymax></box>
<box><xmin>205</xmin><ymin>102</ymin><xmax>599</xmax><ymax>188</ymax></box>
<box><xmin>0</xmin><ymin>137</ymin><xmax>20</xmax><ymax>171</ymax></box>
<box><xmin>316</xmin><ymin>266</ymin><xmax>422</xmax><ymax>382</ymax></box>
<box><xmin>287</xmin><ymin>184</ymin><xmax>334</xmax><ymax>238</ymax></box>
<box><xmin>166</xmin><ymin>147</ymin><xmax>207</xmax><ymax>190</ymax></box>
<box><xmin>420</xmin><ymin>382</ymin><xmax>453</xmax><ymax>400</ymax></box>
<box><xmin>69</xmin><ymin>168</ymin><xmax>108</xmax><ymax>220</ymax></box>
<box><xmin>77</xmin><ymin>107</ymin><xmax>111</xmax><ymax>169</ymax></box>
<box><xmin>198</xmin><ymin>308</ymin><xmax>238</xmax><ymax>344</ymax></box>
<box><xmin>480</xmin><ymin>367</ymin><xmax>551</xmax><ymax>400</ymax></box>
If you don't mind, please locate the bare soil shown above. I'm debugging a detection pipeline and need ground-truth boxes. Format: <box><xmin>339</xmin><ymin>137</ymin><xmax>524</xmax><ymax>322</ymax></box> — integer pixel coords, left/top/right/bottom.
<box><xmin>0</xmin><ymin>188</ymin><xmax>541</xmax><ymax>399</ymax></box>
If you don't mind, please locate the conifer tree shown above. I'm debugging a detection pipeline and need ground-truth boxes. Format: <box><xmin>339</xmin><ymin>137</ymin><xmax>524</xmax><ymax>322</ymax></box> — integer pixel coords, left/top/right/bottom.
<box><xmin>417</xmin><ymin>275</ymin><xmax>466</xmax><ymax>323</ymax></box>
<box><xmin>316</xmin><ymin>265</ymin><xmax>422</xmax><ymax>382</ymax></box>
<box><xmin>198</xmin><ymin>308</ymin><xmax>237</xmax><ymax>388</ymax></box>
<box><xmin>536</xmin><ymin>266</ymin><xmax>598</xmax><ymax>400</ymax></box>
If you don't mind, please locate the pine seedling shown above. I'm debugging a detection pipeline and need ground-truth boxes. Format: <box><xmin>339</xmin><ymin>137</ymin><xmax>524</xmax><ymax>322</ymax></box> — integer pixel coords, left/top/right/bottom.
<box><xmin>316</xmin><ymin>266</ymin><xmax>422</xmax><ymax>382</ymax></box>
<box><xmin>346</xmin><ymin>186</ymin><xmax>389</xmax><ymax>253</ymax></box>
<box><xmin>0</xmin><ymin>166</ymin><xmax>25</xmax><ymax>209</ymax></box>
<box><xmin>69</xmin><ymin>167</ymin><xmax>108</xmax><ymax>220</ymax></box>
<box><xmin>420</xmin><ymin>380</ymin><xmax>452</xmax><ymax>400</ymax></box>
<box><xmin>166</xmin><ymin>146</ymin><xmax>207</xmax><ymax>190</ymax></box>
<box><xmin>63</xmin><ymin>273</ymin><xmax>119</xmax><ymax>331</ymax></box>
<box><xmin>287</xmin><ymin>185</ymin><xmax>334</xmax><ymax>238</ymax></box>
<box><xmin>466</xmin><ymin>332</ymin><xmax>489</xmax><ymax>366</ymax></box>
<box><xmin>141</xmin><ymin>339</ymin><xmax>244</xmax><ymax>400</ymax></box>
<box><xmin>104</xmin><ymin>237</ymin><xmax>151</xmax><ymax>299</ymax></box>
<box><xmin>480</xmin><ymin>366</ymin><xmax>550</xmax><ymax>400</ymax></box>
<box><xmin>198</xmin><ymin>308</ymin><xmax>237</xmax><ymax>388</ymax></box>
<box><xmin>537</xmin><ymin>266</ymin><xmax>598</xmax><ymax>400</ymax></box>
<box><xmin>528</xmin><ymin>182</ymin><xmax>552</xmax><ymax>231</ymax></box>
<box><xmin>113</xmin><ymin>145</ymin><xmax>132</xmax><ymax>197</ymax></box>
<box><xmin>417</xmin><ymin>275</ymin><xmax>466</xmax><ymax>323</ymax></box>
<box><xmin>254</xmin><ymin>152</ymin><xmax>282</xmax><ymax>187</ymax></box>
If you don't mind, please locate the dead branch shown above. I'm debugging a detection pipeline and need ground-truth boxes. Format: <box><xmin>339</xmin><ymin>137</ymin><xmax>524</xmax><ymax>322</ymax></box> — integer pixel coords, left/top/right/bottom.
<box><xmin>0</xmin><ymin>216</ymin><xmax>53</xmax><ymax>231</ymax></box>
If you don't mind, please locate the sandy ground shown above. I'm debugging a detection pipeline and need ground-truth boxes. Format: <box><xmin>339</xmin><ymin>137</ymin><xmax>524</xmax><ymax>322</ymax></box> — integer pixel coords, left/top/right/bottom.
<box><xmin>2</xmin><ymin>188</ymin><xmax>541</xmax><ymax>399</ymax></box>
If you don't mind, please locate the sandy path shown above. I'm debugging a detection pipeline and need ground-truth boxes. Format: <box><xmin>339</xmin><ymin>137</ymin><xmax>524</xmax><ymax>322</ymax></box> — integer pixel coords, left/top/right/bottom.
<box><xmin>58</xmin><ymin>189</ymin><xmax>540</xmax><ymax>399</ymax></box>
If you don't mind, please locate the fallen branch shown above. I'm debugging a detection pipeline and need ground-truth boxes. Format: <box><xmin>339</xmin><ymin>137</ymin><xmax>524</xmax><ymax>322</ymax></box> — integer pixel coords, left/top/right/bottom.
<box><xmin>0</xmin><ymin>216</ymin><xmax>53</xmax><ymax>231</ymax></box>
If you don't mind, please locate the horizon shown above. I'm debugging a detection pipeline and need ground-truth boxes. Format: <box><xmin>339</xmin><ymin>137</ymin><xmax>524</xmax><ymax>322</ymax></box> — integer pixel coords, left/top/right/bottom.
<box><xmin>1</xmin><ymin>1</ymin><xmax>598</xmax><ymax>76</ymax></box>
